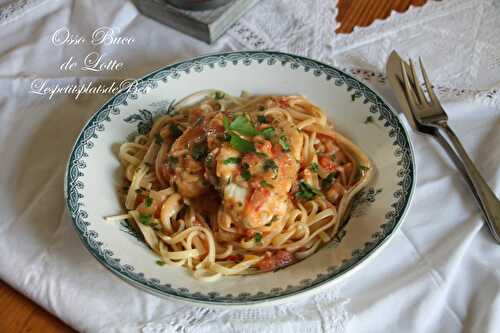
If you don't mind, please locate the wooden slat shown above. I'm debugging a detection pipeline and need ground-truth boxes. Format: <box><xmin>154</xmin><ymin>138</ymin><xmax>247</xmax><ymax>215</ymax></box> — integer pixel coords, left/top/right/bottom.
<box><xmin>0</xmin><ymin>281</ymin><xmax>74</xmax><ymax>333</ymax></box>
<box><xmin>0</xmin><ymin>1</ymin><xmax>431</xmax><ymax>331</ymax></box>
<box><xmin>0</xmin><ymin>282</ymin><xmax>35</xmax><ymax>332</ymax></box>
<box><xmin>337</xmin><ymin>0</ymin><xmax>429</xmax><ymax>34</ymax></box>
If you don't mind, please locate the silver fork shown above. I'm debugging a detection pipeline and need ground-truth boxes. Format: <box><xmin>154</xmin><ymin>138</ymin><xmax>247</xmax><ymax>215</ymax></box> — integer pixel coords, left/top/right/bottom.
<box><xmin>401</xmin><ymin>58</ymin><xmax>500</xmax><ymax>243</ymax></box>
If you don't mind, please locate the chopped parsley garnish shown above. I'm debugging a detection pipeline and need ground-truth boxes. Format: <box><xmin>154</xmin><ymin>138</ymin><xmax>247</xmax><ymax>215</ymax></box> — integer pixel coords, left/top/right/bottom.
<box><xmin>168</xmin><ymin>155</ymin><xmax>178</xmax><ymax>167</ymax></box>
<box><xmin>227</xmin><ymin>115</ymin><xmax>274</xmax><ymax>139</ymax></box>
<box><xmin>263</xmin><ymin>159</ymin><xmax>279</xmax><ymax>173</ymax></box>
<box><xmin>295</xmin><ymin>181</ymin><xmax>322</xmax><ymax>200</ymax></box>
<box><xmin>321</xmin><ymin>172</ymin><xmax>338</xmax><ymax>189</ymax></box>
<box><xmin>241</xmin><ymin>163</ymin><xmax>251</xmax><ymax>181</ymax></box>
<box><xmin>230</xmin><ymin>134</ymin><xmax>255</xmax><ymax>153</ymax></box>
<box><xmin>331</xmin><ymin>154</ymin><xmax>337</xmax><ymax>161</ymax></box>
<box><xmin>257</xmin><ymin>115</ymin><xmax>268</xmax><ymax>123</ymax></box>
<box><xmin>154</xmin><ymin>133</ymin><xmax>164</xmax><ymax>145</ymax></box>
<box><xmin>223</xmin><ymin>117</ymin><xmax>251</xmax><ymax>152</ymax></box>
<box><xmin>206</xmin><ymin>154</ymin><xmax>213</xmax><ymax>170</ymax></box>
<box><xmin>229</xmin><ymin>115</ymin><xmax>259</xmax><ymax>136</ymax></box>
<box><xmin>310</xmin><ymin>162</ymin><xmax>319</xmax><ymax>173</ymax></box>
<box><xmin>359</xmin><ymin>165</ymin><xmax>370</xmax><ymax>173</ymax></box>
<box><xmin>145</xmin><ymin>197</ymin><xmax>153</xmax><ymax>207</ymax></box>
<box><xmin>169</xmin><ymin>123</ymin><xmax>183</xmax><ymax>138</ymax></box>
<box><xmin>241</xmin><ymin>170</ymin><xmax>251</xmax><ymax>181</ymax></box>
<box><xmin>191</xmin><ymin>142</ymin><xmax>208</xmax><ymax>161</ymax></box>
<box><xmin>224</xmin><ymin>116</ymin><xmax>277</xmax><ymax>152</ymax></box>
<box><xmin>223</xmin><ymin>157</ymin><xmax>242</xmax><ymax>165</ymax></box>
<box><xmin>254</xmin><ymin>233</ymin><xmax>262</xmax><ymax>243</ymax></box>
<box><xmin>260</xmin><ymin>127</ymin><xmax>275</xmax><ymax>140</ymax></box>
<box><xmin>364</xmin><ymin>116</ymin><xmax>374</xmax><ymax>124</ymax></box>
<box><xmin>214</xmin><ymin>91</ymin><xmax>225</xmax><ymax>100</ymax></box>
<box><xmin>194</xmin><ymin>116</ymin><xmax>204</xmax><ymax>127</ymax></box>
<box><xmin>266</xmin><ymin>216</ymin><xmax>278</xmax><ymax>226</ymax></box>
<box><xmin>279</xmin><ymin>135</ymin><xmax>290</xmax><ymax>152</ymax></box>
<box><xmin>138</xmin><ymin>213</ymin><xmax>151</xmax><ymax>226</ymax></box>
<box><xmin>260</xmin><ymin>180</ymin><xmax>274</xmax><ymax>188</ymax></box>
<box><xmin>256</xmin><ymin>152</ymin><xmax>269</xmax><ymax>158</ymax></box>
<box><xmin>156</xmin><ymin>260</ymin><xmax>166</xmax><ymax>266</ymax></box>
<box><xmin>223</xmin><ymin>115</ymin><xmax>230</xmax><ymax>129</ymax></box>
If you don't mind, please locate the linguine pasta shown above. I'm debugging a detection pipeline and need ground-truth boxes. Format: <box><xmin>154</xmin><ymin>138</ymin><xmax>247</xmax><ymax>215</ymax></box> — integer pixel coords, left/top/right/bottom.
<box><xmin>107</xmin><ymin>91</ymin><xmax>373</xmax><ymax>281</ymax></box>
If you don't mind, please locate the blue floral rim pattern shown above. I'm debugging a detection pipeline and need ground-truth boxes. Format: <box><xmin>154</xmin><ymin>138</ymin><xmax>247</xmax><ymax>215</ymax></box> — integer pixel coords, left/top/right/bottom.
<box><xmin>64</xmin><ymin>51</ymin><xmax>416</xmax><ymax>305</ymax></box>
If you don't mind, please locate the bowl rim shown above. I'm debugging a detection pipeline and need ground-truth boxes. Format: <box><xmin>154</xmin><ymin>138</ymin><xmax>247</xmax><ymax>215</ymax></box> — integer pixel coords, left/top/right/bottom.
<box><xmin>64</xmin><ymin>50</ymin><xmax>416</xmax><ymax>306</ymax></box>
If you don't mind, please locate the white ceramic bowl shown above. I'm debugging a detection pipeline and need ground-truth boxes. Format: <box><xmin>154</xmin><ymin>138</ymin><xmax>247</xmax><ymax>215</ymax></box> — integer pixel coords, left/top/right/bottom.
<box><xmin>64</xmin><ymin>51</ymin><xmax>416</xmax><ymax>307</ymax></box>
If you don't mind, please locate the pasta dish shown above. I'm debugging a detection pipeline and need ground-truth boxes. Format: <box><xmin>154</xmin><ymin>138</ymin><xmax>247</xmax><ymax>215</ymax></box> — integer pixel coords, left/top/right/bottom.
<box><xmin>107</xmin><ymin>91</ymin><xmax>373</xmax><ymax>281</ymax></box>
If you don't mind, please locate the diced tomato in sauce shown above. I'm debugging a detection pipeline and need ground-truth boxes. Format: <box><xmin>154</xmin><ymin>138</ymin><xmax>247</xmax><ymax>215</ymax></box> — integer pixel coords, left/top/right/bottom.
<box><xmin>244</xmin><ymin>228</ymin><xmax>256</xmax><ymax>239</ymax></box>
<box><xmin>257</xmin><ymin>250</ymin><xmax>295</xmax><ymax>272</ymax></box>
<box><xmin>317</xmin><ymin>134</ymin><xmax>336</xmax><ymax>153</ymax></box>
<box><xmin>187</xmin><ymin>108</ymin><xmax>204</xmax><ymax>123</ymax></box>
<box><xmin>255</xmin><ymin>140</ymin><xmax>272</xmax><ymax>155</ymax></box>
<box><xmin>278</xmin><ymin>98</ymin><xmax>289</xmax><ymax>108</ymax></box>
<box><xmin>208</xmin><ymin>116</ymin><xmax>224</xmax><ymax>132</ymax></box>
<box><xmin>271</xmin><ymin>144</ymin><xmax>283</xmax><ymax>155</ymax></box>
<box><xmin>256</xmin><ymin>256</ymin><xmax>275</xmax><ymax>272</ymax></box>
<box><xmin>250</xmin><ymin>179</ymin><xmax>262</xmax><ymax>189</ymax></box>
<box><xmin>275</xmin><ymin>250</ymin><xmax>295</xmax><ymax>267</ymax></box>
<box><xmin>242</xmin><ymin>153</ymin><xmax>259</xmax><ymax>165</ymax></box>
<box><xmin>227</xmin><ymin>254</ymin><xmax>244</xmax><ymax>262</ymax></box>
<box><xmin>135</xmin><ymin>194</ymin><xmax>146</xmax><ymax>206</ymax></box>
<box><xmin>154</xmin><ymin>204</ymin><xmax>162</xmax><ymax>218</ymax></box>
<box><xmin>318</xmin><ymin>155</ymin><xmax>336</xmax><ymax>172</ymax></box>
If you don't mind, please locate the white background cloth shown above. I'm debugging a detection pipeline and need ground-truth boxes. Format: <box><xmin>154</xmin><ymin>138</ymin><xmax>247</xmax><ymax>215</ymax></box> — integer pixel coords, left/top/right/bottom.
<box><xmin>0</xmin><ymin>0</ymin><xmax>499</xmax><ymax>332</ymax></box>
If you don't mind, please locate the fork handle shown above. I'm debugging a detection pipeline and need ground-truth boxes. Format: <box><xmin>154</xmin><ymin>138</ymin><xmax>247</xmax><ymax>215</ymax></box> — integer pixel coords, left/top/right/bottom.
<box><xmin>439</xmin><ymin>123</ymin><xmax>500</xmax><ymax>243</ymax></box>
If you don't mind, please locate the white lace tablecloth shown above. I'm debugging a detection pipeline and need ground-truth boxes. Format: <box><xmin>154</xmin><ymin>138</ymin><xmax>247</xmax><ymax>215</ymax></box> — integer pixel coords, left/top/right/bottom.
<box><xmin>0</xmin><ymin>0</ymin><xmax>499</xmax><ymax>332</ymax></box>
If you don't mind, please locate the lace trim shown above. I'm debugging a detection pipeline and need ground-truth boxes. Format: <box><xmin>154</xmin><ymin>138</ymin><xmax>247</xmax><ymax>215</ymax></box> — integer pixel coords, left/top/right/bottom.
<box><xmin>142</xmin><ymin>286</ymin><xmax>350</xmax><ymax>333</ymax></box>
<box><xmin>0</xmin><ymin>0</ymin><xmax>47</xmax><ymax>25</ymax></box>
<box><xmin>333</xmin><ymin>0</ymin><xmax>478</xmax><ymax>52</ymax></box>
<box><xmin>333</xmin><ymin>0</ymin><xmax>499</xmax><ymax>108</ymax></box>
<box><xmin>227</xmin><ymin>0</ymin><xmax>339</xmax><ymax>63</ymax></box>
<box><xmin>345</xmin><ymin>67</ymin><xmax>500</xmax><ymax>108</ymax></box>
<box><xmin>230</xmin><ymin>21</ymin><xmax>270</xmax><ymax>50</ymax></box>
<box><xmin>225</xmin><ymin>0</ymin><xmax>499</xmax><ymax>108</ymax></box>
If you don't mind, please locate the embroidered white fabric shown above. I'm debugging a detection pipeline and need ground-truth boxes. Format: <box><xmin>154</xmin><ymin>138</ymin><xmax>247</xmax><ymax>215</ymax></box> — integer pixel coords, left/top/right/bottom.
<box><xmin>226</xmin><ymin>0</ymin><xmax>339</xmax><ymax>63</ymax></box>
<box><xmin>227</xmin><ymin>0</ymin><xmax>500</xmax><ymax>108</ymax></box>
<box><xmin>0</xmin><ymin>1</ymin><xmax>499</xmax><ymax>333</ymax></box>
<box><xmin>142</xmin><ymin>289</ymin><xmax>350</xmax><ymax>333</ymax></box>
